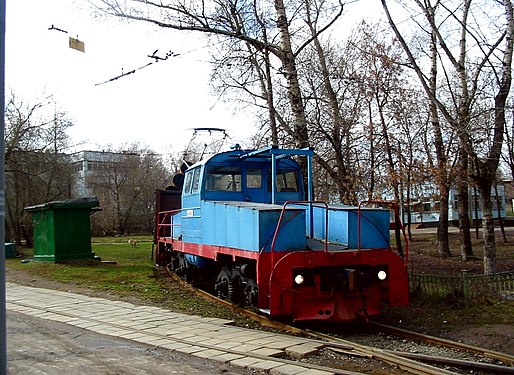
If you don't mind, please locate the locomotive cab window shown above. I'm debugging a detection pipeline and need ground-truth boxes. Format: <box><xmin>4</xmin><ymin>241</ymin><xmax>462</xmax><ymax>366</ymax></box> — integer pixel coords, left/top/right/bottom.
<box><xmin>183</xmin><ymin>167</ymin><xmax>201</xmax><ymax>195</ymax></box>
<box><xmin>268</xmin><ymin>170</ymin><xmax>299</xmax><ymax>192</ymax></box>
<box><xmin>206</xmin><ymin>166</ymin><xmax>242</xmax><ymax>192</ymax></box>
<box><xmin>246</xmin><ymin>168</ymin><xmax>262</xmax><ymax>189</ymax></box>
<box><xmin>183</xmin><ymin>170</ymin><xmax>193</xmax><ymax>194</ymax></box>
<box><xmin>191</xmin><ymin>167</ymin><xmax>201</xmax><ymax>193</ymax></box>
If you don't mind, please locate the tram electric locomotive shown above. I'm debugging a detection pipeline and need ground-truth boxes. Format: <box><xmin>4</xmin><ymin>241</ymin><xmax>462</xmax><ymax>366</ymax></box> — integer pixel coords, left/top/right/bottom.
<box><xmin>154</xmin><ymin>145</ymin><xmax>408</xmax><ymax>322</ymax></box>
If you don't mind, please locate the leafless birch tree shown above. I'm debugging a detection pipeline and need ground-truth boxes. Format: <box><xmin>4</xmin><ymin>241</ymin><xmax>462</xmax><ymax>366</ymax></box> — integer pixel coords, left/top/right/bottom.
<box><xmin>382</xmin><ymin>0</ymin><xmax>513</xmax><ymax>273</ymax></box>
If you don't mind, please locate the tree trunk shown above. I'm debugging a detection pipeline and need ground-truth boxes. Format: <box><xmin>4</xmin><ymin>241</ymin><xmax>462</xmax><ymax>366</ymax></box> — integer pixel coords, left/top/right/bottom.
<box><xmin>264</xmin><ymin>48</ymin><xmax>279</xmax><ymax>145</ymax></box>
<box><xmin>478</xmin><ymin>184</ymin><xmax>496</xmax><ymax>274</ymax></box>
<box><xmin>406</xmin><ymin>184</ymin><xmax>413</xmax><ymax>241</ymax></box>
<box><xmin>255</xmin><ymin>17</ymin><xmax>279</xmax><ymax>145</ymax></box>
<box><xmin>494</xmin><ymin>182</ymin><xmax>507</xmax><ymax>243</ymax></box>
<box><xmin>274</xmin><ymin>0</ymin><xmax>309</xmax><ymax>149</ymax></box>
<box><xmin>473</xmin><ymin>185</ymin><xmax>480</xmax><ymax>239</ymax></box>
<box><xmin>457</xmin><ymin>148</ymin><xmax>473</xmax><ymax>260</ymax></box>
<box><xmin>438</xmin><ymin>185</ymin><xmax>451</xmax><ymax>257</ymax></box>
<box><xmin>427</xmin><ymin>19</ymin><xmax>451</xmax><ymax>258</ymax></box>
<box><xmin>457</xmin><ymin>190</ymin><xmax>473</xmax><ymax>261</ymax></box>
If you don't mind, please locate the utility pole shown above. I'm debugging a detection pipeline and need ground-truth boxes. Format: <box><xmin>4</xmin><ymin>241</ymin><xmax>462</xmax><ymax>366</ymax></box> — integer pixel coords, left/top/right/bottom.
<box><xmin>0</xmin><ymin>0</ymin><xmax>7</xmax><ymax>372</ymax></box>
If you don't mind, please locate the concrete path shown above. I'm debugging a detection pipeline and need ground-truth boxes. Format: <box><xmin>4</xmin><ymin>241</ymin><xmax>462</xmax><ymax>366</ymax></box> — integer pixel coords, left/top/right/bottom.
<box><xmin>6</xmin><ymin>283</ymin><xmax>333</xmax><ymax>375</ymax></box>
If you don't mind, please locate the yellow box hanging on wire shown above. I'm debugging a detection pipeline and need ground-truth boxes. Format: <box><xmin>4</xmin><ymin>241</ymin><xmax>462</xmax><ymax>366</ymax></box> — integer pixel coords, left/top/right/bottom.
<box><xmin>69</xmin><ymin>37</ymin><xmax>85</xmax><ymax>52</ymax></box>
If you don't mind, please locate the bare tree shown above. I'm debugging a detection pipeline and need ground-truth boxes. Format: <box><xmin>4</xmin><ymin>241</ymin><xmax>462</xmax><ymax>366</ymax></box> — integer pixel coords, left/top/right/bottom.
<box><xmin>382</xmin><ymin>0</ymin><xmax>514</xmax><ymax>272</ymax></box>
<box><xmin>471</xmin><ymin>0</ymin><xmax>513</xmax><ymax>272</ymax></box>
<box><xmin>4</xmin><ymin>92</ymin><xmax>74</xmax><ymax>245</ymax></box>
<box><xmin>301</xmin><ymin>13</ymin><xmax>365</xmax><ymax>204</ymax></box>
<box><xmin>88</xmin><ymin>145</ymin><xmax>171</xmax><ymax>235</ymax></box>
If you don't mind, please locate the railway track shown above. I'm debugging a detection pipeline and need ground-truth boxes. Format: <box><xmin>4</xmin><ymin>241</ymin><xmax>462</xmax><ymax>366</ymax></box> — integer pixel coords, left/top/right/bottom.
<box><xmin>165</xmin><ymin>269</ymin><xmax>514</xmax><ymax>375</ymax></box>
<box><xmin>368</xmin><ymin>321</ymin><xmax>514</xmax><ymax>365</ymax></box>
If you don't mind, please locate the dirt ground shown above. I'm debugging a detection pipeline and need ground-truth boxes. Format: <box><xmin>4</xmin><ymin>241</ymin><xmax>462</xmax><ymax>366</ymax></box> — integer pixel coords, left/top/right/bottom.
<box><xmin>407</xmin><ymin>227</ymin><xmax>514</xmax><ymax>275</ymax></box>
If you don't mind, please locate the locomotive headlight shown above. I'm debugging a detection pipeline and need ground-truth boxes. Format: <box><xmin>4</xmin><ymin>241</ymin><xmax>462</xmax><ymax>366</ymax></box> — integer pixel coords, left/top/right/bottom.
<box><xmin>377</xmin><ymin>270</ymin><xmax>387</xmax><ymax>281</ymax></box>
<box><xmin>294</xmin><ymin>274</ymin><xmax>305</xmax><ymax>285</ymax></box>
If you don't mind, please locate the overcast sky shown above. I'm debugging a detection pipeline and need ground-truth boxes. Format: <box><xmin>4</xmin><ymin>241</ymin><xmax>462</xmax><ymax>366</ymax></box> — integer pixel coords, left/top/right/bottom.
<box><xmin>5</xmin><ymin>0</ymin><xmax>383</xmax><ymax>156</ymax></box>
<box><xmin>5</xmin><ymin>0</ymin><xmax>257</xmax><ymax>156</ymax></box>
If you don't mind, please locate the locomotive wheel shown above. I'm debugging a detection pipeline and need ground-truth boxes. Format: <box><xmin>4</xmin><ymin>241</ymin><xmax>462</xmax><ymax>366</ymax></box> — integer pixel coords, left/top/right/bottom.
<box><xmin>167</xmin><ymin>251</ymin><xmax>180</xmax><ymax>273</ymax></box>
<box><xmin>156</xmin><ymin>245</ymin><xmax>171</xmax><ymax>267</ymax></box>
<box><xmin>244</xmin><ymin>279</ymin><xmax>258</xmax><ymax>307</ymax></box>
<box><xmin>215</xmin><ymin>269</ymin><xmax>231</xmax><ymax>300</ymax></box>
<box><xmin>182</xmin><ymin>271</ymin><xmax>192</xmax><ymax>284</ymax></box>
<box><xmin>215</xmin><ymin>269</ymin><xmax>243</xmax><ymax>304</ymax></box>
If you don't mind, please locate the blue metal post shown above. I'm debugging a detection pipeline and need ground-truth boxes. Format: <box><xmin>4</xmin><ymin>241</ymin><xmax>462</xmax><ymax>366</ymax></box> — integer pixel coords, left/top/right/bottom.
<box><xmin>0</xmin><ymin>0</ymin><xmax>7</xmax><ymax>372</ymax></box>
<box><xmin>306</xmin><ymin>153</ymin><xmax>313</xmax><ymax>201</ymax></box>
<box><xmin>271</xmin><ymin>153</ymin><xmax>276</xmax><ymax>204</ymax></box>
<box><xmin>307</xmin><ymin>153</ymin><xmax>314</xmax><ymax>238</ymax></box>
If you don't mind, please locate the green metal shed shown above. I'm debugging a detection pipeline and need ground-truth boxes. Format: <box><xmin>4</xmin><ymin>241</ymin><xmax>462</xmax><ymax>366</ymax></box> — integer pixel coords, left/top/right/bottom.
<box><xmin>25</xmin><ymin>197</ymin><xmax>100</xmax><ymax>262</ymax></box>
<box><xmin>5</xmin><ymin>243</ymin><xmax>16</xmax><ymax>258</ymax></box>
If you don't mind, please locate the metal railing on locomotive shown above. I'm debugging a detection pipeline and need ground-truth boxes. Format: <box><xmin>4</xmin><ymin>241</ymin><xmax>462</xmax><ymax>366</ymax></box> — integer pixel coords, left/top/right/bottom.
<box><xmin>269</xmin><ymin>200</ymin><xmax>329</xmax><ymax>267</ymax></box>
<box><xmin>268</xmin><ymin>200</ymin><xmax>408</xmax><ymax>261</ymax></box>
<box><xmin>358</xmin><ymin>200</ymin><xmax>409</xmax><ymax>268</ymax></box>
<box><xmin>156</xmin><ymin>208</ymin><xmax>192</xmax><ymax>240</ymax></box>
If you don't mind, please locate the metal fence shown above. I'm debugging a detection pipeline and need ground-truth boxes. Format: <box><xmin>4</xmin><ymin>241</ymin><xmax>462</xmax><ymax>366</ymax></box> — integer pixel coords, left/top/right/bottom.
<box><xmin>409</xmin><ymin>271</ymin><xmax>514</xmax><ymax>300</ymax></box>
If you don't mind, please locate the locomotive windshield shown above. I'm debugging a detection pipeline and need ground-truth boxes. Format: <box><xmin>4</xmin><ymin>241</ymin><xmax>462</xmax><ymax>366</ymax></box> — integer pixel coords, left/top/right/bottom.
<box><xmin>183</xmin><ymin>167</ymin><xmax>202</xmax><ymax>195</ymax></box>
<box><xmin>272</xmin><ymin>170</ymin><xmax>298</xmax><ymax>192</ymax></box>
<box><xmin>181</xmin><ymin>146</ymin><xmax>312</xmax><ymax>205</ymax></box>
<box><xmin>246</xmin><ymin>168</ymin><xmax>262</xmax><ymax>189</ymax></box>
<box><xmin>206</xmin><ymin>166</ymin><xmax>242</xmax><ymax>192</ymax></box>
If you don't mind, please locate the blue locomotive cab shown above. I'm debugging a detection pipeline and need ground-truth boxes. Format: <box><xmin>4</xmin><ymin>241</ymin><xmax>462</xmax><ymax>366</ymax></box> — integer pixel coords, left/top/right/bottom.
<box><xmin>181</xmin><ymin>146</ymin><xmax>308</xmax><ymax>208</ymax></box>
<box><xmin>176</xmin><ymin>146</ymin><xmax>313</xmax><ymax>251</ymax></box>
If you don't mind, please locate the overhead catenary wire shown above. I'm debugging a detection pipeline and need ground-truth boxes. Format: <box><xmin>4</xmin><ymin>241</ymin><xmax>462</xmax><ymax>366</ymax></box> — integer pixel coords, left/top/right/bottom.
<box><xmin>93</xmin><ymin>40</ymin><xmax>221</xmax><ymax>87</ymax></box>
<box><xmin>48</xmin><ymin>24</ymin><xmax>68</xmax><ymax>33</ymax></box>
<box><xmin>93</xmin><ymin>37</ymin><xmax>228</xmax><ymax>87</ymax></box>
<box><xmin>94</xmin><ymin>51</ymin><xmax>172</xmax><ymax>86</ymax></box>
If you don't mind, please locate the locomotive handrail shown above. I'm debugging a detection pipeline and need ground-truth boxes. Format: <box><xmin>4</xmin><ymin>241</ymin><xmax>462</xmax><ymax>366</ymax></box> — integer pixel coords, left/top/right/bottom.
<box><xmin>156</xmin><ymin>208</ymin><xmax>184</xmax><ymax>240</ymax></box>
<box><xmin>270</xmin><ymin>200</ymin><xmax>329</xmax><ymax>265</ymax></box>
<box><xmin>357</xmin><ymin>200</ymin><xmax>409</xmax><ymax>268</ymax></box>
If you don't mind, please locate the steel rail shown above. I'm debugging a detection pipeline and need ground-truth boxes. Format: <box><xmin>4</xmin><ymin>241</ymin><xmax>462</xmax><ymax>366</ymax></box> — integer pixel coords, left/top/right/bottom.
<box><xmin>369</xmin><ymin>321</ymin><xmax>514</xmax><ymax>365</ymax></box>
<box><xmin>384</xmin><ymin>350</ymin><xmax>514</xmax><ymax>374</ymax></box>
<box><xmin>304</xmin><ymin>329</ymin><xmax>457</xmax><ymax>375</ymax></box>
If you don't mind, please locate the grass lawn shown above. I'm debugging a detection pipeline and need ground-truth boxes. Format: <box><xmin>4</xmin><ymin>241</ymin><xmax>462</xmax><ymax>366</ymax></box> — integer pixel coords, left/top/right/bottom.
<box><xmin>7</xmin><ymin>237</ymin><xmax>160</xmax><ymax>298</ymax></box>
<box><xmin>6</xmin><ymin>236</ymin><xmax>255</xmax><ymax>324</ymax></box>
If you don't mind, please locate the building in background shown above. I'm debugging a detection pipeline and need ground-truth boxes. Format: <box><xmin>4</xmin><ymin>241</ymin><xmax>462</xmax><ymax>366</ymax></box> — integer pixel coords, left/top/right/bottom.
<box><xmin>69</xmin><ymin>150</ymin><xmax>139</xmax><ymax>197</ymax></box>
<box><xmin>402</xmin><ymin>185</ymin><xmax>507</xmax><ymax>227</ymax></box>
<box><xmin>503</xmin><ymin>180</ymin><xmax>514</xmax><ymax>213</ymax></box>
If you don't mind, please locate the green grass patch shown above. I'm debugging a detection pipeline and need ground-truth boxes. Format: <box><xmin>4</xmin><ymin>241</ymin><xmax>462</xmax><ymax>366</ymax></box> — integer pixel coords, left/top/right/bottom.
<box><xmin>8</xmin><ymin>242</ymin><xmax>160</xmax><ymax>299</ymax></box>
<box><xmin>6</xmin><ymin>240</ymin><xmax>256</xmax><ymax>325</ymax></box>
<box><xmin>91</xmin><ymin>235</ymin><xmax>153</xmax><ymax>244</ymax></box>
